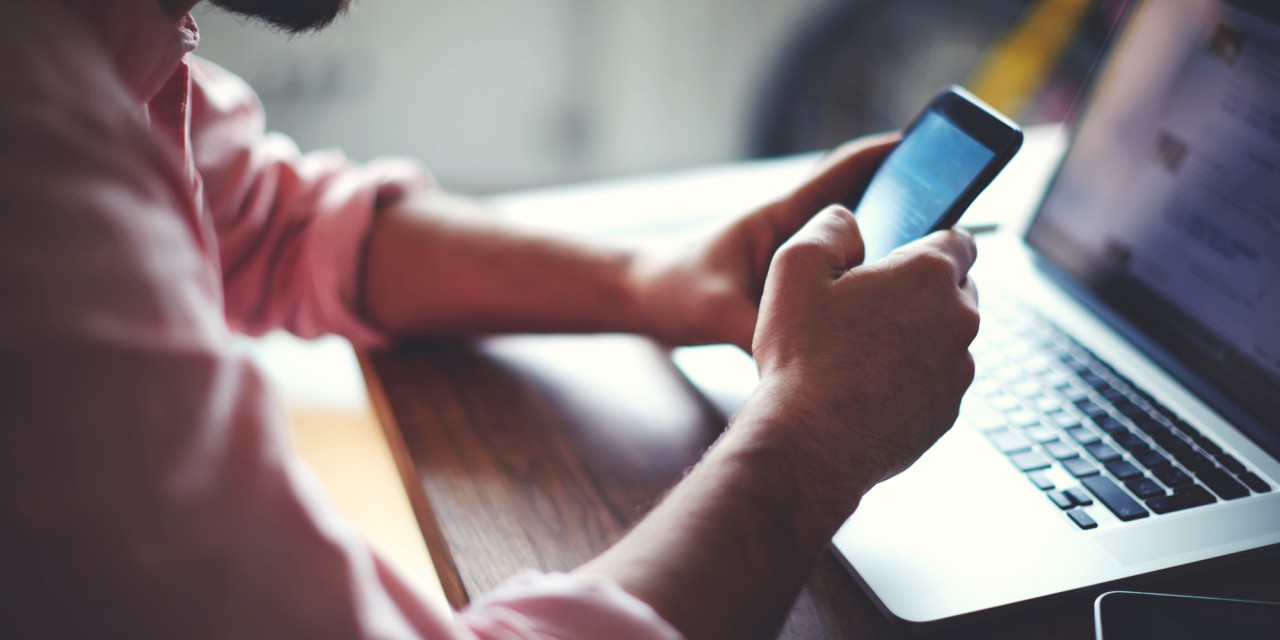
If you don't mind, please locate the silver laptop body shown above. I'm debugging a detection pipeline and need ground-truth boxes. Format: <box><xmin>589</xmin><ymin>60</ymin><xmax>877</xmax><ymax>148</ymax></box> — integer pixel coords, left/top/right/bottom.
<box><xmin>829</xmin><ymin>0</ymin><xmax>1280</xmax><ymax>630</ymax></box>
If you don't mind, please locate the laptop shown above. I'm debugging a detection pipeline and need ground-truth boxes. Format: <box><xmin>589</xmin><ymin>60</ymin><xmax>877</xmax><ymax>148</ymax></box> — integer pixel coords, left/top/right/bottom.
<box><xmin>677</xmin><ymin>0</ymin><xmax>1280</xmax><ymax>630</ymax></box>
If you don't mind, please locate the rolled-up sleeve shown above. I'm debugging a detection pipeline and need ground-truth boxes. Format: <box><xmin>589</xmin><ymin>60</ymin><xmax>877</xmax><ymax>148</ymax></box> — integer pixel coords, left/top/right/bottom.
<box><xmin>187</xmin><ymin>57</ymin><xmax>426</xmax><ymax>346</ymax></box>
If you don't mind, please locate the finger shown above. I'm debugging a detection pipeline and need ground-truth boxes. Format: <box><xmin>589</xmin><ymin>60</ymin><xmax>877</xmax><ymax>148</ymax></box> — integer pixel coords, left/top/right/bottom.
<box><xmin>771</xmin><ymin>205</ymin><xmax>865</xmax><ymax>281</ymax></box>
<box><xmin>961</xmin><ymin>275</ymin><xmax>979</xmax><ymax>308</ymax></box>
<box><xmin>894</xmin><ymin>228</ymin><xmax>978</xmax><ymax>281</ymax></box>
<box><xmin>959</xmin><ymin>278</ymin><xmax>981</xmax><ymax>343</ymax></box>
<box><xmin>772</xmin><ymin>133</ymin><xmax>900</xmax><ymax>236</ymax></box>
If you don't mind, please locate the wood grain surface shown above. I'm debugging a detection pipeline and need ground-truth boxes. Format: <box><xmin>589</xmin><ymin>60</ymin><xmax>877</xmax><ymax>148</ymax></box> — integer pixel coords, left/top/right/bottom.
<box><xmin>364</xmin><ymin>334</ymin><xmax>1280</xmax><ymax>639</ymax></box>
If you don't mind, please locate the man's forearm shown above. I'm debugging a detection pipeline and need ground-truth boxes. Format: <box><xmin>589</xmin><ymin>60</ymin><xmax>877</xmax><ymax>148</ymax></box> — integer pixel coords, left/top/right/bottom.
<box><xmin>361</xmin><ymin>191</ymin><xmax>648</xmax><ymax>337</ymax></box>
<box><xmin>577</xmin><ymin>380</ymin><xmax>878</xmax><ymax>640</ymax></box>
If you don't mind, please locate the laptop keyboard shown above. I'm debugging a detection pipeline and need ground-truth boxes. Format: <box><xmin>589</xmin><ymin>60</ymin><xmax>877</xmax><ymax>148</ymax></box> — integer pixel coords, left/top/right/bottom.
<box><xmin>967</xmin><ymin>297</ymin><xmax>1272</xmax><ymax>530</ymax></box>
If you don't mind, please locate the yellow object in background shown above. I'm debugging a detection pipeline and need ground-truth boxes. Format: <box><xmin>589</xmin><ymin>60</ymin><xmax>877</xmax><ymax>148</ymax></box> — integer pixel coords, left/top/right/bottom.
<box><xmin>968</xmin><ymin>0</ymin><xmax>1093</xmax><ymax>118</ymax></box>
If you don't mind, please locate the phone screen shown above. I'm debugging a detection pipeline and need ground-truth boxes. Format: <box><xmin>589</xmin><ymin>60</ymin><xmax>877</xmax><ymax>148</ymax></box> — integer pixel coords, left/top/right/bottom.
<box><xmin>852</xmin><ymin>111</ymin><xmax>998</xmax><ymax>262</ymax></box>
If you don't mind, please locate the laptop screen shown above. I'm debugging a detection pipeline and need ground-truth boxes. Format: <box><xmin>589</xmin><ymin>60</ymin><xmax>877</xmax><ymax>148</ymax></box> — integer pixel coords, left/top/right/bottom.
<box><xmin>1026</xmin><ymin>0</ymin><xmax>1280</xmax><ymax>446</ymax></box>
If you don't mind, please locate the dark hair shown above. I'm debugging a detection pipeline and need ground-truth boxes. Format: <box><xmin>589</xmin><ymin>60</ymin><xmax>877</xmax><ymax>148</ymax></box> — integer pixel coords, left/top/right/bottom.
<box><xmin>208</xmin><ymin>0</ymin><xmax>350</xmax><ymax>35</ymax></box>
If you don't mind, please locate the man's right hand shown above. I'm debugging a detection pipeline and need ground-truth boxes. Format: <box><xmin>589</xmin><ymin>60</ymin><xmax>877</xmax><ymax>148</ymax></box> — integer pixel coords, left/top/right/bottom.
<box><xmin>577</xmin><ymin>147</ymin><xmax>981</xmax><ymax>640</ymax></box>
<box><xmin>746</xmin><ymin>204</ymin><xmax>980</xmax><ymax>511</ymax></box>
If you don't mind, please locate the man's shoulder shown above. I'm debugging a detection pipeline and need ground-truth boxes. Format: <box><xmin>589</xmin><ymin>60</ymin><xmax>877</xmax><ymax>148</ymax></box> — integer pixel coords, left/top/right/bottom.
<box><xmin>0</xmin><ymin>2</ymin><xmax>140</xmax><ymax>136</ymax></box>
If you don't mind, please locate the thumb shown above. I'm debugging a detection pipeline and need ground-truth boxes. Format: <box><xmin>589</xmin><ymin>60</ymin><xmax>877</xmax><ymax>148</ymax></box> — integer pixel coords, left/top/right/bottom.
<box><xmin>770</xmin><ymin>133</ymin><xmax>898</xmax><ymax>237</ymax></box>
<box><xmin>770</xmin><ymin>205</ymin><xmax>865</xmax><ymax>283</ymax></box>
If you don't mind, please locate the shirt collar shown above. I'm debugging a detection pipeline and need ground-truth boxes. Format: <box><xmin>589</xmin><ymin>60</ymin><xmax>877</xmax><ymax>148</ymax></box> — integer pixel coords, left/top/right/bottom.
<box><xmin>62</xmin><ymin>0</ymin><xmax>199</xmax><ymax>103</ymax></box>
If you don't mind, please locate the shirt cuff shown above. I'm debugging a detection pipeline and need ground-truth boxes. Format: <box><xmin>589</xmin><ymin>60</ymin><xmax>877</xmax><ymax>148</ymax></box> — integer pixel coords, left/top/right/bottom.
<box><xmin>458</xmin><ymin>571</ymin><xmax>684</xmax><ymax>640</ymax></box>
<box><xmin>303</xmin><ymin>156</ymin><xmax>434</xmax><ymax>347</ymax></box>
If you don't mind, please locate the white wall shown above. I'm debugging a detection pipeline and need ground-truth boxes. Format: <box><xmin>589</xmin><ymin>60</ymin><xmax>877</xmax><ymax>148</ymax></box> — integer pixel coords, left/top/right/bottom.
<box><xmin>192</xmin><ymin>0</ymin><xmax>824</xmax><ymax>193</ymax></box>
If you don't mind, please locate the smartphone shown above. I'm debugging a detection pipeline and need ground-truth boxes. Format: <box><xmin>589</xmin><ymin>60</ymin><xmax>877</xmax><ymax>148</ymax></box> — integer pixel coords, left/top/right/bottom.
<box><xmin>1095</xmin><ymin>591</ymin><xmax>1280</xmax><ymax>639</ymax></box>
<box><xmin>849</xmin><ymin>85</ymin><xmax>1022</xmax><ymax>262</ymax></box>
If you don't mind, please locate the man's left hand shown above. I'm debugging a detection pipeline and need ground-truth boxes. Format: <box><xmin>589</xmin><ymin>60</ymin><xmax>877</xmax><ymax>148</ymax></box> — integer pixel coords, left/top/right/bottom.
<box><xmin>629</xmin><ymin>134</ymin><xmax>898</xmax><ymax>351</ymax></box>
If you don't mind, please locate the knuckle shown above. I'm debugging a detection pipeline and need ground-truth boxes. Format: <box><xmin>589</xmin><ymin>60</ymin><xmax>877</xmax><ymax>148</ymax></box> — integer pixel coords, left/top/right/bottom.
<box><xmin>774</xmin><ymin>239</ymin><xmax>829</xmax><ymax>273</ymax></box>
<box><xmin>912</xmin><ymin>250</ymin><xmax>957</xmax><ymax>286</ymax></box>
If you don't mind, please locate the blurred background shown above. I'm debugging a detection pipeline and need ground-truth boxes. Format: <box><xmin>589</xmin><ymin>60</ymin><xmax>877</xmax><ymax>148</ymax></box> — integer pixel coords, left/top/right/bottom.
<box><xmin>193</xmin><ymin>0</ymin><xmax>1129</xmax><ymax>194</ymax></box>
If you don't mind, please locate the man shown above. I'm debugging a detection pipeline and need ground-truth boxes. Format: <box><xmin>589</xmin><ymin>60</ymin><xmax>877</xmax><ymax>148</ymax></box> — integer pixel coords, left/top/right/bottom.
<box><xmin>0</xmin><ymin>1</ymin><xmax>979</xmax><ymax>638</ymax></box>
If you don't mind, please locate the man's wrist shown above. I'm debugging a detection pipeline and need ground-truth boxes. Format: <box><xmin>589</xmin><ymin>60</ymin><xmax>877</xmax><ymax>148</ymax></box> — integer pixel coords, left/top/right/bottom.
<box><xmin>724</xmin><ymin>378</ymin><xmax>881</xmax><ymax>539</ymax></box>
<box><xmin>620</xmin><ymin>247</ymin><xmax>671</xmax><ymax>340</ymax></box>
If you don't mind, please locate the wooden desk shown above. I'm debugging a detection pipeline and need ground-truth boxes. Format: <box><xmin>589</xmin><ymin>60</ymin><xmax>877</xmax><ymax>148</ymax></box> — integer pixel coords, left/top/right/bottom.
<box><xmin>362</xmin><ymin>334</ymin><xmax>1278</xmax><ymax>639</ymax></box>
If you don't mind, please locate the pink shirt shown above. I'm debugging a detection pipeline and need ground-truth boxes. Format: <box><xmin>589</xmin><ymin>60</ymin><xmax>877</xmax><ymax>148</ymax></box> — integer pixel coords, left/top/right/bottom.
<box><xmin>0</xmin><ymin>1</ymin><xmax>680</xmax><ymax>638</ymax></box>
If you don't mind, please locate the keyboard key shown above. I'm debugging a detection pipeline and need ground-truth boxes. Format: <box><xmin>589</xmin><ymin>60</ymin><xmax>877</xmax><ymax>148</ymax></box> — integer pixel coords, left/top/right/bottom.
<box><xmin>1048</xmin><ymin>490</ymin><xmax>1074</xmax><ymax>510</ymax></box>
<box><xmin>1024</xmin><ymin>356</ymin><xmax>1054</xmax><ymax>375</ymax></box>
<box><xmin>1238</xmin><ymin>472</ymin><xmax>1271</xmax><ymax>494</ymax></box>
<box><xmin>1153</xmin><ymin>466</ymin><xmax>1193</xmax><ymax>487</ymax></box>
<box><xmin>1133</xmin><ymin>449</ymin><xmax>1171</xmax><ymax>469</ymax></box>
<box><xmin>1009</xmin><ymin>450</ymin><xmax>1052</xmax><ymax>472</ymax></box>
<box><xmin>1172</xmin><ymin>448</ymin><xmax>1214</xmax><ymax>471</ymax></box>
<box><xmin>1216</xmin><ymin>453</ymin><xmax>1246</xmax><ymax>474</ymax></box>
<box><xmin>1044</xmin><ymin>440</ymin><xmax>1079</xmax><ymax>460</ymax></box>
<box><xmin>1085</xmin><ymin>442</ymin><xmax>1122</xmax><ymax>463</ymax></box>
<box><xmin>1170</xmin><ymin>418</ymin><xmax>1201</xmax><ymax>439</ymax></box>
<box><xmin>1132</xmin><ymin>416</ymin><xmax>1166</xmax><ymax>436</ymax></box>
<box><xmin>987</xmin><ymin>428</ymin><xmax>1032</xmax><ymax>454</ymax></box>
<box><xmin>1056</xmin><ymin>384</ymin><xmax>1087</xmax><ymax>401</ymax></box>
<box><xmin>1099</xmin><ymin>387</ymin><xmax>1126</xmax><ymax>403</ymax></box>
<box><xmin>1046</xmin><ymin>411</ymin><xmax>1080</xmax><ymax>428</ymax></box>
<box><xmin>1065</xmin><ymin>426</ymin><xmax>1101</xmax><ymax>445</ymax></box>
<box><xmin>1148</xmin><ymin>429</ymin><xmax>1181</xmax><ymax>447</ymax></box>
<box><xmin>1063</xmin><ymin>458</ymin><xmax>1101</xmax><ymax>478</ymax></box>
<box><xmin>1066</xmin><ymin>508</ymin><xmax>1097</xmax><ymax>530</ymax></box>
<box><xmin>1027</xmin><ymin>470</ymin><xmax>1055</xmax><ymax>491</ymax></box>
<box><xmin>1082</xmin><ymin>476</ymin><xmax>1150</xmax><ymax>521</ymax></box>
<box><xmin>1113</xmin><ymin>398</ymin><xmax>1143</xmax><ymax>417</ymax></box>
<box><xmin>1191</xmin><ymin>435</ymin><xmax>1222</xmax><ymax>456</ymax></box>
<box><xmin>1023</xmin><ymin>424</ymin><xmax>1059</xmax><ymax>443</ymax></box>
<box><xmin>1104</xmin><ymin>460</ymin><xmax>1143</xmax><ymax>480</ymax></box>
<box><xmin>988</xmin><ymin>394</ymin><xmax>1022</xmax><ymax>412</ymax></box>
<box><xmin>1006</xmin><ymin>411</ymin><xmax>1041</xmax><ymax>427</ymax></box>
<box><xmin>1160</xmin><ymin>435</ymin><xmax>1192</xmax><ymax>454</ymax></box>
<box><xmin>1065</xmin><ymin>487</ymin><xmax>1094</xmax><ymax>506</ymax></box>
<box><xmin>1197</xmin><ymin>467</ymin><xmax>1250</xmax><ymax>500</ymax></box>
<box><xmin>1074</xmin><ymin>398</ymin><xmax>1105</xmax><ymax>417</ymax></box>
<box><xmin>1146</xmin><ymin>485</ymin><xmax>1216</xmax><ymax>514</ymax></box>
<box><xmin>1093</xmin><ymin>415</ymin><xmax>1127</xmax><ymax>433</ymax></box>
<box><xmin>1010</xmin><ymin>381</ymin><xmax>1043</xmax><ymax>398</ymax></box>
<box><xmin>1111</xmin><ymin>430</ymin><xmax>1150</xmax><ymax>453</ymax></box>
<box><xmin>1030</xmin><ymin>396</ymin><xmax>1063</xmax><ymax>414</ymax></box>
<box><xmin>1125</xmin><ymin>477</ymin><xmax>1165</xmax><ymax>499</ymax></box>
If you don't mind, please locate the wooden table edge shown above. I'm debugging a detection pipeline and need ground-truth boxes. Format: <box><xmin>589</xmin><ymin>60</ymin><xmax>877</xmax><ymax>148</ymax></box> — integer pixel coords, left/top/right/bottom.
<box><xmin>356</xmin><ymin>346</ymin><xmax>472</xmax><ymax>610</ymax></box>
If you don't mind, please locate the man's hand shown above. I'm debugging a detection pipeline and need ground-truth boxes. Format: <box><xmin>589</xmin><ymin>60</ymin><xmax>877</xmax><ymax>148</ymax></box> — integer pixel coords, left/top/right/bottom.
<box><xmin>747</xmin><ymin>205</ymin><xmax>980</xmax><ymax>504</ymax></box>
<box><xmin>629</xmin><ymin>134</ymin><xmax>898</xmax><ymax>351</ymax></box>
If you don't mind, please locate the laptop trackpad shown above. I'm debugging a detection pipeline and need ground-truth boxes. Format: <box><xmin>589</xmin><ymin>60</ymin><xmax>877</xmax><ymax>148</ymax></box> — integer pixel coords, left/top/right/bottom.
<box><xmin>1096</xmin><ymin>494</ymin><xmax>1280</xmax><ymax>565</ymax></box>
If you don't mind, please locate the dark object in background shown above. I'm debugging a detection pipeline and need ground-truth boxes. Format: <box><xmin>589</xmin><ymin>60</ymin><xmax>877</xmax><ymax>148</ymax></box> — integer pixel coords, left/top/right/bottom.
<box><xmin>749</xmin><ymin>0</ymin><xmax>1130</xmax><ymax>157</ymax></box>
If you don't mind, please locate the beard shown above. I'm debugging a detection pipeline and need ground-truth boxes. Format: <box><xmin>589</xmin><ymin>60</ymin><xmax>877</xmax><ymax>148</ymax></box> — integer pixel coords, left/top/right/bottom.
<box><xmin>208</xmin><ymin>0</ymin><xmax>351</xmax><ymax>34</ymax></box>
